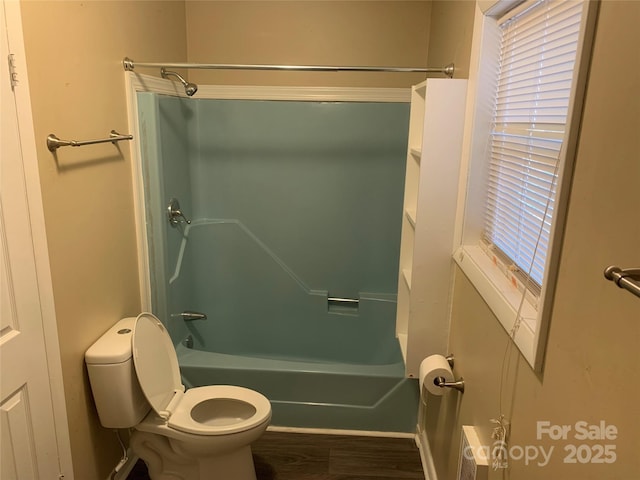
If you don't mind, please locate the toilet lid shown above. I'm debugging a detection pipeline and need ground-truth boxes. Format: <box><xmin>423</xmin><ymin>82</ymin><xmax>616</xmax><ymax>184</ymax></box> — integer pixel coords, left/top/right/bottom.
<box><xmin>132</xmin><ymin>313</ymin><xmax>184</xmax><ymax>417</ymax></box>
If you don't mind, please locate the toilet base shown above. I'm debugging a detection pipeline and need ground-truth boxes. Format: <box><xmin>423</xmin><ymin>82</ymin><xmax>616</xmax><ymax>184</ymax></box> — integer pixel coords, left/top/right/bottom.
<box><xmin>131</xmin><ymin>430</ymin><xmax>257</xmax><ymax>480</ymax></box>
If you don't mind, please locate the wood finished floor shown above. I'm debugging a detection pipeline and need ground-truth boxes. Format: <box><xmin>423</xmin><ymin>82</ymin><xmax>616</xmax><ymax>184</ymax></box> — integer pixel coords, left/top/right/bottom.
<box><xmin>127</xmin><ymin>431</ymin><xmax>425</xmax><ymax>480</ymax></box>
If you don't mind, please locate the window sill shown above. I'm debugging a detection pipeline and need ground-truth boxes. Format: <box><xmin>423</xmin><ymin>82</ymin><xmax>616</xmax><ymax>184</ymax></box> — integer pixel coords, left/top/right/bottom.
<box><xmin>453</xmin><ymin>245</ymin><xmax>538</xmax><ymax>367</ymax></box>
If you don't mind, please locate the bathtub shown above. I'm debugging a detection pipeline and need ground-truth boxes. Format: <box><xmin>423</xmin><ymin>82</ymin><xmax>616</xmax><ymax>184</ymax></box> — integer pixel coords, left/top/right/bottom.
<box><xmin>177</xmin><ymin>343</ymin><xmax>418</xmax><ymax>432</ymax></box>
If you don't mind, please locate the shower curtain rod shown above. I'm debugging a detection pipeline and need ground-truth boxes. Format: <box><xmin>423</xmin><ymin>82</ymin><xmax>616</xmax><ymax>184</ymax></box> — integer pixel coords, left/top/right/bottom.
<box><xmin>122</xmin><ymin>57</ymin><xmax>455</xmax><ymax>78</ymax></box>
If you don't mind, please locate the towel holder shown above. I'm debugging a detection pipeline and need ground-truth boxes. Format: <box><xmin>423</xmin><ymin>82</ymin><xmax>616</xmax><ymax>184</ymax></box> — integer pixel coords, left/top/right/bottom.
<box><xmin>47</xmin><ymin>130</ymin><xmax>133</xmax><ymax>152</ymax></box>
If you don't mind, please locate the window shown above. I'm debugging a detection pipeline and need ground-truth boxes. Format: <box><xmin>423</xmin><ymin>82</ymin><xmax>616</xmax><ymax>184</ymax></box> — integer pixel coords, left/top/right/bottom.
<box><xmin>454</xmin><ymin>0</ymin><xmax>597</xmax><ymax>370</ymax></box>
<box><xmin>486</xmin><ymin>0</ymin><xmax>583</xmax><ymax>289</ymax></box>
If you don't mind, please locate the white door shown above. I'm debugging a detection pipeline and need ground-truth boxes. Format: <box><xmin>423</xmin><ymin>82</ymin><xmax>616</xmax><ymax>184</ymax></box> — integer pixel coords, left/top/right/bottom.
<box><xmin>1</xmin><ymin>2</ymin><xmax>65</xmax><ymax>478</ymax></box>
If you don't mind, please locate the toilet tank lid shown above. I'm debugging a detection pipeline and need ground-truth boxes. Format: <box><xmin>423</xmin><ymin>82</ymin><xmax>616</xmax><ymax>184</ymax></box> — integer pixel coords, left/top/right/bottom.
<box><xmin>85</xmin><ymin>317</ymin><xmax>137</xmax><ymax>364</ymax></box>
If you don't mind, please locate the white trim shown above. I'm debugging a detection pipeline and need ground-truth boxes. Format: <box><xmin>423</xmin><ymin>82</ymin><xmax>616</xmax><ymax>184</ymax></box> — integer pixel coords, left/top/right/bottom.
<box><xmin>124</xmin><ymin>73</ymin><xmax>155</xmax><ymax>311</ymax></box>
<box><xmin>453</xmin><ymin>4</ymin><xmax>501</xmax><ymax>250</ymax></box>
<box><xmin>267</xmin><ymin>425</ymin><xmax>415</xmax><ymax>439</ymax></box>
<box><xmin>530</xmin><ymin>0</ymin><xmax>599</xmax><ymax>369</ymax></box>
<box><xmin>125</xmin><ymin>72</ymin><xmax>412</xmax><ymax>311</ymax></box>
<box><xmin>127</xmin><ymin>72</ymin><xmax>411</xmax><ymax>103</ymax></box>
<box><xmin>452</xmin><ymin>0</ymin><xmax>599</xmax><ymax>371</ymax></box>
<box><xmin>454</xmin><ymin>245</ymin><xmax>536</xmax><ymax>365</ymax></box>
<box><xmin>416</xmin><ymin>425</ymin><xmax>438</xmax><ymax>480</ymax></box>
<box><xmin>196</xmin><ymin>84</ymin><xmax>411</xmax><ymax>102</ymax></box>
<box><xmin>480</xmin><ymin>0</ymin><xmax>524</xmax><ymax>17</ymax></box>
<box><xmin>3</xmin><ymin>0</ymin><xmax>74</xmax><ymax>477</ymax></box>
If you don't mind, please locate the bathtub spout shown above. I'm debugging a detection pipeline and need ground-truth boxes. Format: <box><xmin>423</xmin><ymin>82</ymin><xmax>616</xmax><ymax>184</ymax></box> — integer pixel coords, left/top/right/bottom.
<box><xmin>172</xmin><ymin>311</ymin><xmax>208</xmax><ymax>321</ymax></box>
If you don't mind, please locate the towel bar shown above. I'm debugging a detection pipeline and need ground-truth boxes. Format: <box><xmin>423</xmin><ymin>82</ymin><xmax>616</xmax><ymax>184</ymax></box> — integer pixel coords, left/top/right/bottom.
<box><xmin>47</xmin><ymin>130</ymin><xmax>133</xmax><ymax>152</ymax></box>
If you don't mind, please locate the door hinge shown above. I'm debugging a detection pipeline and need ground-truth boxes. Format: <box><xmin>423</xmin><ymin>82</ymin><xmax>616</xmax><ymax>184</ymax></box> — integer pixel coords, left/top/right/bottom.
<box><xmin>8</xmin><ymin>54</ymin><xmax>18</xmax><ymax>88</ymax></box>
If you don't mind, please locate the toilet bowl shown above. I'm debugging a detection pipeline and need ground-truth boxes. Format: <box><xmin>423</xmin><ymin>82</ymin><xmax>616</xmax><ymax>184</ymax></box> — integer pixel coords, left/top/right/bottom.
<box><xmin>85</xmin><ymin>313</ymin><xmax>272</xmax><ymax>480</ymax></box>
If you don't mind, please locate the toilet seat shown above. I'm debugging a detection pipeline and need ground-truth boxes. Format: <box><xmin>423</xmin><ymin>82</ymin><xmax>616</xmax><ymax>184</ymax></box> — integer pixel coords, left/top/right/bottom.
<box><xmin>132</xmin><ymin>313</ymin><xmax>271</xmax><ymax>436</ymax></box>
<box><xmin>168</xmin><ymin>385</ymin><xmax>271</xmax><ymax>435</ymax></box>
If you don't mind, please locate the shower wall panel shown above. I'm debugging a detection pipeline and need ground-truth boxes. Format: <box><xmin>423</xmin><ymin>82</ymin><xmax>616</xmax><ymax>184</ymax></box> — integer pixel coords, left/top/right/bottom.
<box><xmin>147</xmin><ymin>95</ymin><xmax>410</xmax><ymax>360</ymax></box>
<box><xmin>138</xmin><ymin>94</ymin><xmax>418</xmax><ymax>430</ymax></box>
<box><xmin>190</xmin><ymin>99</ymin><xmax>409</xmax><ymax>296</ymax></box>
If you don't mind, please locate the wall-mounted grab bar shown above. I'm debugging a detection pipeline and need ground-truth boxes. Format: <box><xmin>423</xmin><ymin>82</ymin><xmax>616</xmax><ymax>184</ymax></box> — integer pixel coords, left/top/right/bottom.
<box><xmin>47</xmin><ymin>130</ymin><xmax>133</xmax><ymax>152</ymax></box>
<box><xmin>604</xmin><ymin>266</ymin><xmax>640</xmax><ymax>299</ymax></box>
<box><xmin>327</xmin><ymin>297</ymin><xmax>359</xmax><ymax>305</ymax></box>
<box><xmin>327</xmin><ymin>296</ymin><xmax>359</xmax><ymax>313</ymax></box>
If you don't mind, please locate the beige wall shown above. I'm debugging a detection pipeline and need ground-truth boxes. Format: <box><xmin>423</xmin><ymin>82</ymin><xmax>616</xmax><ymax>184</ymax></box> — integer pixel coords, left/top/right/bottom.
<box><xmin>427</xmin><ymin>0</ymin><xmax>475</xmax><ymax>79</ymax></box>
<box><xmin>425</xmin><ymin>1</ymin><xmax>640</xmax><ymax>479</ymax></box>
<box><xmin>185</xmin><ymin>1</ymin><xmax>432</xmax><ymax>87</ymax></box>
<box><xmin>19</xmin><ymin>1</ymin><xmax>433</xmax><ymax>477</ymax></box>
<box><xmin>23</xmin><ymin>1</ymin><xmax>640</xmax><ymax>479</ymax></box>
<box><xmin>20</xmin><ymin>2</ymin><xmax>187</xmax><ymax>478</ymax></box>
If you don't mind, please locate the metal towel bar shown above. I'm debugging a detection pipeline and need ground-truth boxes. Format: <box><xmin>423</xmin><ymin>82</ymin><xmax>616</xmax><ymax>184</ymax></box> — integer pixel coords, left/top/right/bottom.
<box><xmin>604</xmin><ymin>266</ymin><xmax>640</xmax><ymax>299</ymax></box>
<box><xmin>47</xmin><ymin>130</ymin><xmax>133</xmax><ymax>152</ymax></box>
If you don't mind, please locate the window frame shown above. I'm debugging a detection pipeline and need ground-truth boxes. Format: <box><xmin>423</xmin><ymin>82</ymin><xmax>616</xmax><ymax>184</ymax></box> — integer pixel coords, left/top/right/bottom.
<box><xmin>453</xmin><ymin>0</ymin><xmax>598</xmax><ymax>371</ymax></box>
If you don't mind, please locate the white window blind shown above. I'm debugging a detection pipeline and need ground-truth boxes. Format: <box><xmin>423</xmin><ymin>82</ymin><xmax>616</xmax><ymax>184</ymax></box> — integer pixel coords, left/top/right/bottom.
<box><xmin>484</xmin><ymin>0</ymin><xmax>583</xmax><ymax>287</ymax></box>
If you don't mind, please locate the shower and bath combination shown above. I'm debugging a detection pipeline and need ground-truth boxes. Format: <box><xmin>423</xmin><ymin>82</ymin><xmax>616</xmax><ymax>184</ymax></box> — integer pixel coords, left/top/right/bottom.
<box><xmin>126</xmin><ymin>56</ymin><xmax>457</xmax><ymax>432</ymax></box>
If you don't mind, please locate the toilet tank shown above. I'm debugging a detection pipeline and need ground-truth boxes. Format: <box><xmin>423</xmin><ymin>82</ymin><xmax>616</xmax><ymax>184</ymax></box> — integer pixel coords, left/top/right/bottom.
<box><xmin>85</xmin><ymin>317</ymin><xmax>150</xmax><ymax>428</ymax></box>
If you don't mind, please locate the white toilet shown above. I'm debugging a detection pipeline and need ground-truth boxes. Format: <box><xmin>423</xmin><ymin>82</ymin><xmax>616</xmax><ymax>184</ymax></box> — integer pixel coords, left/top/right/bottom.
<box><xmin>85</xmin><ymin>313</ymin><xmax>271</xmax><ymax>480</ymax></box>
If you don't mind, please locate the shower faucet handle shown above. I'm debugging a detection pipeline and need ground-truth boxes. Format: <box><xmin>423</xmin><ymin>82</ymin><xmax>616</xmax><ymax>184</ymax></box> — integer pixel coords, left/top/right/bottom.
<box><xmin>167</xmin><ymin>198</ymin><xmax>192</xmax><ymax>227</ymax></box>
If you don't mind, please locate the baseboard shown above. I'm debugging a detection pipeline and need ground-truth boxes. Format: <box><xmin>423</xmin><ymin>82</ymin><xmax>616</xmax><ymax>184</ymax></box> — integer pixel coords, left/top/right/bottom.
<box><xmin>267</xmin><ymin>425</ymin><xmax>415</xmax><ymax>439</ymax></box>
<box><xmin>416</xmin><ymin>425</ymin><xmax>438</xmax><ymax>480</ymax></box>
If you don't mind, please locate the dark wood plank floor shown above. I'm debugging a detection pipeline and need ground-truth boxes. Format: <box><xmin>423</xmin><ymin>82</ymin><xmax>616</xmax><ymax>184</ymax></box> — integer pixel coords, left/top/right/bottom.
<box><xmin>127</xmin><ymin>431</ymin><xmax>425</xmax><ymax>480</ymax></box>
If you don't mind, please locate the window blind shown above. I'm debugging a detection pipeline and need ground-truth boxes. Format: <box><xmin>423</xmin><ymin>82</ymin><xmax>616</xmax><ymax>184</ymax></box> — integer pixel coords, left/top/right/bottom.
<box><xmin>484</xmin><ymin>0</ymin><xmax>583</xmax><ymax>287</ymax></box>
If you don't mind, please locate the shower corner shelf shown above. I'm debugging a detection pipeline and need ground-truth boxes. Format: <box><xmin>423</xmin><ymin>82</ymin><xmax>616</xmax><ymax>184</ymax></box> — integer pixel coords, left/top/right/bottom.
<box><xmin>395</xmin><ymin>78</ymin><xmax>468</xmax><ymax>378</ymax></box>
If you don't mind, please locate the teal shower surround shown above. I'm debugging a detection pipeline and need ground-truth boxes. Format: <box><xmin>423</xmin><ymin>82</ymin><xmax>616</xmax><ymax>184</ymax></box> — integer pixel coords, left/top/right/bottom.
<box><xmin>138</xmin><ymin>92</ymin><xmax>418</xmax><ymax>432</ymax></box>
<box><xmin>191</xmin><ymin>99</ymin><xmax>408</xmax><ymax>296</ymax></box>
<box><xmin>174</xmin><ymin>220</ymin><xmax>400</xmax><ymax>362</ymax></box>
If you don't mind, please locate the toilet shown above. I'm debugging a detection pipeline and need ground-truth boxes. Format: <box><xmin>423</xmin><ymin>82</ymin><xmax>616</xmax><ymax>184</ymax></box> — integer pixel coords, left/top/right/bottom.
<box><xmin>85</xmin><ymin>313</ymin><xmax>271</xmax><ymax>480</ymax></box>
